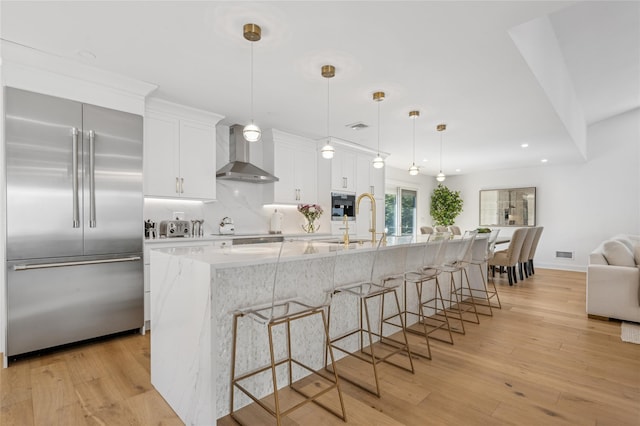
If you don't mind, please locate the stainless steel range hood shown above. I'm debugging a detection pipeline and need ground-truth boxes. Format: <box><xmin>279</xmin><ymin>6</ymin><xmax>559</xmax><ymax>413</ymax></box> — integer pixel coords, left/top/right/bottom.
<box><xmin>216</xmin><ymin>124</ymin><xmax>279</xmax><ymax>183</ymax></box>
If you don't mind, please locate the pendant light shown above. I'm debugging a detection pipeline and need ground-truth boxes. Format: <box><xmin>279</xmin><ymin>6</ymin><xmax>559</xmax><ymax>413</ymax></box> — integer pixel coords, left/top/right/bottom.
<box><xmin>320</xmin><ymin>65</ymin><xmax>335</xmax><ymax>159</ymax></box>
<box><xmin>243</xmin><ymin>23</ymin><xmax>261</xmax><ymax>142</ymax></box>
<box><xmin>372</xmin><ymin>91</ymin><xmax>385</xmax><ymax>169</ymax></box>
<box><xmin>408</xmin><ymin>110</ymin><xmax>420</xmax><ymax>176</ymax></box>
<box><xmin>436</xmin><ymin>123</ymin><xmax>446</xmax><ymax>182</ymax></box>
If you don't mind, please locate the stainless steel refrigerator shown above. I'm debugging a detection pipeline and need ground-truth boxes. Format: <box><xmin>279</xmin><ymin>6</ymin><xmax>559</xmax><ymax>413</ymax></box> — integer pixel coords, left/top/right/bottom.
<box><xmin>5</xmin><ymin>87</ymin><xmax>143</xmax><ymax>357</ymax></box>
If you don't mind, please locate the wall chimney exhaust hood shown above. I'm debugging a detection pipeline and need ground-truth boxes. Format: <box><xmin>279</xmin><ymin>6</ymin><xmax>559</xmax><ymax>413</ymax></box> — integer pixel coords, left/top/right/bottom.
<box><xmin>216</xmin><ymin>124</ymin><xmax>279</xmax><ymax>183</ymax></box>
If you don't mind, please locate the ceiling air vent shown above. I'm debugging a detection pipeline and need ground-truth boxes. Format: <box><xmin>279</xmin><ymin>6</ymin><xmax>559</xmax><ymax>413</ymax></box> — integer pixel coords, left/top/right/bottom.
<box><xmin>346</xmin><ymin>122</ymin><xmax>369</xmax><ymax>130</ymax></box>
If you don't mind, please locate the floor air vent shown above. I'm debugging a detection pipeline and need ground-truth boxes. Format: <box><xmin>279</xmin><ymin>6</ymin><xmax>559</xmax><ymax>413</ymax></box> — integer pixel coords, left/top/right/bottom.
<box><xmin>555</xmin><ymin>251</ymin><xmax>574</xmax><ymax>259</ymax></box>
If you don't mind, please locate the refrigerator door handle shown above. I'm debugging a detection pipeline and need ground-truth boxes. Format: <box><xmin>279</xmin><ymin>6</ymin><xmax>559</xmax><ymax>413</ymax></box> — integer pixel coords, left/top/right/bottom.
<box><xmin>13</xmin><ymin>256</ymin><xmax>142</xmax><ymax>271</ymax></box>
<box><xmin>89</xmin><ymin>130</ymin><xmax>97</xmax><ymax>228</ymax></box>
<box><xmin>72</xmin><ymin>127</ymin><xmax>80</xmax><ymax>228</ymax></box>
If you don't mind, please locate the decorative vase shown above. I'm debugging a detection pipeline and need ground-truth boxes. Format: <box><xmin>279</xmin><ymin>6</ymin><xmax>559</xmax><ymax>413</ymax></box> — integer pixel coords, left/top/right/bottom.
<box><xmin>302</xmin><ymin>218</ymin><xmax>319</xmax><ymax>233</ymax></box>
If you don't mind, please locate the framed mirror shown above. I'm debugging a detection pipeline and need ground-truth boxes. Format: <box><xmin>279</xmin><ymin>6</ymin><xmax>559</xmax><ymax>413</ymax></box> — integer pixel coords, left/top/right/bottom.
<box><xmin>479</xmin><ymin>187</ymin><xmax>536</xmax><ymax>227</ymax></box>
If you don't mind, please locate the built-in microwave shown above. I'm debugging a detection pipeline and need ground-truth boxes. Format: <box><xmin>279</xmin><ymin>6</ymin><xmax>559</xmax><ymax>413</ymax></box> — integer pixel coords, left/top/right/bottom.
<box><xmin>331</xmin><ymin>192</ymin><xmax>356</xmax><ymax>221</ymax></box>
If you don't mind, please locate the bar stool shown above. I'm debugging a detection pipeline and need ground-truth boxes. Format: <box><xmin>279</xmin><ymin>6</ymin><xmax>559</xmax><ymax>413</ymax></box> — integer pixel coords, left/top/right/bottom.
<box><xmin>230</xmin><ymin>239</ymin><xmax>346</xmax><ymax>425</ymax></box>
<box><xmin>442</xmin><ymin>230</ymin><xmax>480</xmax><ymax>334</ymax></box>
<box><xmin>468</xmin><ymin>229</ymin><xmax>501</xmax><ymax>315</ymax></box>
<box><xmin>326</xmin><ymin>234</ymin><xmax>414</xmax><ymax>398</ymax></box>
<box><xmin>403</xmin><ymin>232</ymin><xmax>454</xmax><ymax>354</ymax></box>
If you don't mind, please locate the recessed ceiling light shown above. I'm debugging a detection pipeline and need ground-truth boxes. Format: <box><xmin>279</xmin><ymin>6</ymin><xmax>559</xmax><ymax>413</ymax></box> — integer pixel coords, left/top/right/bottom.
<box><xmin>521</xmin><ymin>143</ymin><xmax>529</xmax><ymax>148</ymax></box>
<box><xmin>422</xmin><ymin>158</ymin><xmax>428</xmax><ymax>162</ymax></box>
<box><xmin>541</xmin><ymin>158</ymin><xmax>548</xmax><ymax>163</ymax></box>
<box><xmin>455</xmin><ymin>168</ymin><xmax>461</xmax><ymax>172</ymax></box>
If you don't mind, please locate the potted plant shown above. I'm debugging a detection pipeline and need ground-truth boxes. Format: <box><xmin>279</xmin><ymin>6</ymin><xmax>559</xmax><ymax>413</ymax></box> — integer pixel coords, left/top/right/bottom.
<box><xmin>430</xmin><ymin>184</ymin><xmax>463</xmax><ymax>226</ymax></box>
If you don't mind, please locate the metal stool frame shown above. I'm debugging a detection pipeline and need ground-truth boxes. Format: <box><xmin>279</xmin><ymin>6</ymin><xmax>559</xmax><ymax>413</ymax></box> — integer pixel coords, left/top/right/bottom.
<box><xmin>230</xmin><ymin>240</ymin><xmax>346</xmax><ymax>426</ymax></box>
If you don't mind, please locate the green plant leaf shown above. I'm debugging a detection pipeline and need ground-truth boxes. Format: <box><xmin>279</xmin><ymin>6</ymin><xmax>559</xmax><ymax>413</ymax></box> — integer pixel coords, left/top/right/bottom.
<box><xmin>430</xmin><ymin>184</ymin><xmax>463</xmax><ymax>226</ymax></box>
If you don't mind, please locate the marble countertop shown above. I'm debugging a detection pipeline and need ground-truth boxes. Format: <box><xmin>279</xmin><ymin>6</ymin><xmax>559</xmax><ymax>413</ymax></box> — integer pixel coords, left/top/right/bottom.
<box><xmin>150</xmin><ymin>235</ymin><xmax>430</xmax><ymax>269</ymax></box>
<box><xmin>144</xmin><ymin>232</ymin><xmax>332</xmax><ymax>244</ymax></box>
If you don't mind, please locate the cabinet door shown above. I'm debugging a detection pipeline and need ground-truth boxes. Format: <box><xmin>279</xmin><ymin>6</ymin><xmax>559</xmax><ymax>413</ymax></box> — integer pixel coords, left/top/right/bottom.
<box><xmin>179</xmin><ymin>119</ymin><xmax>216</xmax><ymax>199</ymax></box>
<box><xmin>273</xmin><ymin>136</ymin><xmax>317</xmax><ymax>204</ymax></box>
<box><xmin>273</xmin><ymin>142</ymin><xmax>297</xmax><ymax>203</ymax></box>
<box><xmin>294</xmin><ymin>145</ymin><xmax>318</xmax><ymax>204</ymax></box>
<box><xmin>144</xmin><ymin>112</ymin><xmax>180</xmax><ymax>197</ymax></box>
<box><xmin>356</xmin><ymin>154</ymin><xmax>372</xmax><ymax>195</ymax></box>
<box><xmin>331</xmin><ymin>149</ymin><xmax>356</xmax><ymax>192</ymax></box>
<box><xmin>370</xmin><ymin>165</ymin><xmax>385</xmax><ymax>198</ymax></box>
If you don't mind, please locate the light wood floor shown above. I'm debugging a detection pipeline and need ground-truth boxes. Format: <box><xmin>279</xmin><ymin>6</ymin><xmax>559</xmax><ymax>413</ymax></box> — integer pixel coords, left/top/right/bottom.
<box><xmin>1</xmin><ymin>268</ymin><xmax>639</xmax><ymax>425</ymax></box>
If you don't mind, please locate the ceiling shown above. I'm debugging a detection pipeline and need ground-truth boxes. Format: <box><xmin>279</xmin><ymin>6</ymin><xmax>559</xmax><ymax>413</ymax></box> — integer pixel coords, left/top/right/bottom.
<box><xmin>1</xmin><ymin>1</ymin><xmax>638</xmax><ymax>176</ymax></box>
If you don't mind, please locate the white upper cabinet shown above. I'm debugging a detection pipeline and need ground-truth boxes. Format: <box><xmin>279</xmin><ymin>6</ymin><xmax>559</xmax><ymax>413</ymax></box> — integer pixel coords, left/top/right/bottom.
<box><xmin>265</xmin><ymin>129</ymin><xmax>317</xmax><ymax>204</ymax></box>
<box><xmin>144</xmin><ymin>99</ymin><xmax>223</xmax><ymax>200</ymax></box>
<box><xmin>331</xmin><ymin>148</ymin><xmax>357</xmax><ymax>193</ymax></box>
<box><xmin>356</xmin><ymin>153</ymin><xmax>385</xmax><ymax>198</ymax></box>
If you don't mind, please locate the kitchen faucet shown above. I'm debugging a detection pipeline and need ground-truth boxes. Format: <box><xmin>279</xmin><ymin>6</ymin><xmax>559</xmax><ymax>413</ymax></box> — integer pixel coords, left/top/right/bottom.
<box><xmin>343</xmin><ymin>214</ymin><xmax>350</xmax><ymax>246</ymax></box>
<box><xmin>356</xmin><ymin>192</ymin><xmax>377</xmax><ymax>244</ymax></box>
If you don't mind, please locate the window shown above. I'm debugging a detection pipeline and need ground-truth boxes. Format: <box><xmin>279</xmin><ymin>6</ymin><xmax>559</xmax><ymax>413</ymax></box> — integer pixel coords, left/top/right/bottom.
<box><xmin>385</xmin><ymin>187</ymin><xmax>417</xmax><ymax>236</ymax></box>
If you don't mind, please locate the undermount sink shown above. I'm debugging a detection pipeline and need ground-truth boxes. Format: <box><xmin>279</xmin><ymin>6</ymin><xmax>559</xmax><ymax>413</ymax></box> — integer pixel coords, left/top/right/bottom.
<box><xmin>318</xmin><ymin>238</ymin><xmax>370</xmax><ymax>245</ymax></box>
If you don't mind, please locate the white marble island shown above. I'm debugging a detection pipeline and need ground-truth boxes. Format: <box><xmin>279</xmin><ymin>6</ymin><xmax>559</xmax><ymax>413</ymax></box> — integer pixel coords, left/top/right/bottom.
<box><xmin>149</xmin><ymin>237</ymin><xmax>488</xmax><ymax>425</ymax></box>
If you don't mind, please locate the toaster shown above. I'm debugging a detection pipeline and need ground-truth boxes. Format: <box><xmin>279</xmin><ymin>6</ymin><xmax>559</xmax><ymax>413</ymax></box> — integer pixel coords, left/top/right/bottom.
<box><xmin>159</xmin><ymin>220</ymin><xmax>192</xmax><ymax>238</ymax></box>
<box><xmin>219</xmin><ymin>217</ymin><xmax>235</xmax><ymax>235</ymax></box>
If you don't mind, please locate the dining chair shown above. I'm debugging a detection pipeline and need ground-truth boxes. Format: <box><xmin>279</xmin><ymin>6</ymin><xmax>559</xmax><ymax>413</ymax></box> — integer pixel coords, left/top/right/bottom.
<box><xmin>435</xmin><ymin>225</ymin><xmax>448</xmax><ymax>232</ymax></box>
<box><xmin>420</xmin><ymin>226</ymin><xmax>434</xmax><ymax>235</ymax></box>
<box><xmin>327</xmin><ymin>234</ymin><xmax>414</xmax><ymax>398</ymax></box>
<box><xmin>527</xmin><ymin>226</ymin><xmax>544</xmax><ymax>275</ymax></box>
<box><xmin>448</xmin><ymin>225</ymin><xmax>462</xmax><ymax>236</ymax></box>
<box><xmin>489</xmin><ymin>228</ymin><xmax>528</xmax><ymax>285</ymax></box>
<box><xmin>518</xmin><ymin>227</ymin><xmax>537</xmax><ymax>280</ymax></box>
<box><xmin>230</xmin><ymin>239</ymin><xmax>346</xmax><ymax>425</ymax></box>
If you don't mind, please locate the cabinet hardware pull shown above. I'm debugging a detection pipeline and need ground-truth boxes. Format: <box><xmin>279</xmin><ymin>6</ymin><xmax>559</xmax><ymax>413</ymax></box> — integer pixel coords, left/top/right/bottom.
<box><xmin>176</xmin><ymin>177</ymin><xmax>180</xmax><ymax>193</ymax></box>
<box><xmin>88</xmin><ymin>130</ymin><xmax>96</xmax><ymax>228</ymax></box>
<box><xmin>14</xmin><ymin>256</ymin><xmax>142</xmax><ymax>271</ymax></box>
<box><xmin>180</xmin><ymin>177</ymin><xmax>184</xmax><ymax>193</ymax></box>
<box><xmin>71</xmin><ymin>128</ymin><xmax>80</xmax><ymax>228</ymax></box>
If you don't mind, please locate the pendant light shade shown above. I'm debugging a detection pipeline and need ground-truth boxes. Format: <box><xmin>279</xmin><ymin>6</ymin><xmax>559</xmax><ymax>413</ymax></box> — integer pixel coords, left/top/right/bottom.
<box><xmin>321</xmin><ymin>65</ymin><xmax>335</xmax><ymax>159</ymax></box>
<box><xmin>243</xmin><ymin>123</ymin><xmax>261</xmax><ymax>142</ymax></box>
<box><xmin>372</xmin><ymin>91</ymin><xmax>385</xmax><ymax>169</ymax></box>
<box><xmin>408</xmin><ymin>110</ymin><xmax>419</xmax><ymax>176</ymax></box>
<box><xmin>243</xmin><ymin>23</ymin><xmax>261</xmax><ymax>142</ymax></box>
<box><xmin>436</xmin><ymin>123</ymin><xmax>446</xmax><ymax>182</ymax></box>
<box><xmin>321</xmin><ymin>142</ymin><xmax>335</xmax><ymax>159</ymax></box>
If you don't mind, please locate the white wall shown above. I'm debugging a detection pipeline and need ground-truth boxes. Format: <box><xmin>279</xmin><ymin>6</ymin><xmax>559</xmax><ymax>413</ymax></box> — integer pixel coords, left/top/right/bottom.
<box><xmin>445</xmin><ymin>108</ymin><xmax>640</xmax><ymax>271</ymax></box>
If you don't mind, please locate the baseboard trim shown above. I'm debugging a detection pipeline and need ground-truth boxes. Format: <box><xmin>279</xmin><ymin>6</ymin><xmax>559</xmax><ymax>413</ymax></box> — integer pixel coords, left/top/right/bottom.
<box><xmin>588</xmin><ymin>314</ymin><xmax>615</xmax><ymax>322</ymax></box>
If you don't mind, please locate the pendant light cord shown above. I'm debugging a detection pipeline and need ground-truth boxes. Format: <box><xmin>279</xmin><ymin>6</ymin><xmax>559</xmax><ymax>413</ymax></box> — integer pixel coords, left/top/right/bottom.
<box><xmin>412</xmin><ymin>116</ymin><xmax>416</xmax><ymax>165</ymax></box>
<box><xmin>250</xmin><ymin>42</ymin><xmax>254</xmax><ymax>124</ymax></box>
<box><xmin>439</xmin><ymin>131</ymin><xmax>443</xmax><ymax>173</ymax></box>
<box><xmin>377</xmin><ymin>101</ymin><xmax>381</xmax><ymax>155</ymax></box>
<box><xmin>327</xmin><ymin>75</ymin><xmax>330</xmax><ymax>138</ymax></box>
